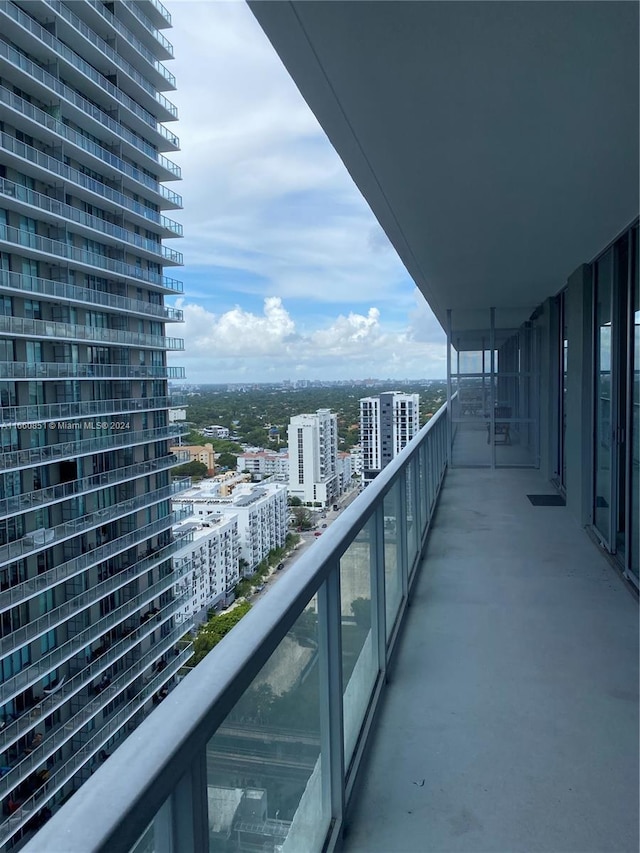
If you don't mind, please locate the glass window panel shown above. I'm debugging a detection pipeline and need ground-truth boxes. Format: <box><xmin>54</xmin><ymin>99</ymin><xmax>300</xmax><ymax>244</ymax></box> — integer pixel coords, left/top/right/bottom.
<box><xmin>595</xmin><ymin>249</ymin><xmax>613</xmax><ymax>541</ymax></box>
<box><xmin>340</xmin><ymin>519</ymin><xmax>377</xmax><ymax>769</ymax></box>
<box><xmin>631</xmin><ymin>227</ymin><xmax>639</xmax><ymax>578</ymax></box>
<box><xmin>383</xmin><ymin>481</ymin><xmax>402</xmax><ymax>640</ymax></box>
<box><xmin>206</xmin><ymin>600</ymin><xmax>328</xmax><ymax>853</ymax></box>
<box><xmin>405</xmin><ymin>460</ymin><xmax>418</xmax><ymax>570</ymax></box>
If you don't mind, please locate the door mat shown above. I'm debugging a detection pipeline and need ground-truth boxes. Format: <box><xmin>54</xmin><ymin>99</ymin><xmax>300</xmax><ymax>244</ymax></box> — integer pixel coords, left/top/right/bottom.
<box><xmin>527</xmin><ymin>494</ymin><xmax>566</xmax><ymax>507</ymax></box>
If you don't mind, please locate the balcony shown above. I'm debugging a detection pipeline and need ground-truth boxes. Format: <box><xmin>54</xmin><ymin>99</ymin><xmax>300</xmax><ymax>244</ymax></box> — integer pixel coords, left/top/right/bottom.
<box><xmin>0</xmin><ymin>393</ymin><xmax>185</xmax><ymax>427</ymax></box>
<box><xmin>0</xmin><ymin>314</ymin><xmax>184</xmax><ymax>351</ymax></box>
<box><xmin>0</xmin><ymin>223</ymin><xmax>182</xmax><ymax>292</ymax></box>
<box><xmin>0</xmin><ymin>0</ymin><xmax>178</xmax><ymax>149</ymax></box>
<box><xmin>0</xmin><ymin>424</ymin><xmax>185</xmax><ymax>476</ymax></box>
<box><xmin>22</xmin><ymin>402</ymin><xmax>637</xmax><ymax>853</ymax></box>
<box><xmin>118</xmin><ymin>0</ymin><xmax>174</xmax><ymax>59</ymax></box>
<box><xmin>0</xmin><ymin>478</ymin><xmax>190</xmax><ymax>568</ymax></box>
<box><xmin>83</xmin><ymin>0</ymin><xmax>176</xmax><ymax>89</ymax></box>
<box><xmin>0</xmin><ymin>452</ymin><xmax>182</xmax><ymax>522</ymax></box>
<box><xmin>0</xmin><ymin>38</ymin><xmax>179</xmax><ymax>172</ymax></box>
<box><xmin>0</xmin><ymin>270</ymin><xmax>184</xmax><ymax>321</ymax></box>
<box><xmin>0</xmin><ymin>178</ymin><xmax>182</xmax><ymax>264</ymax></box>
<box><xmin>0</xmin><ymin>362</ymin><xmax>185</xmax><ymax>381</ymax></box>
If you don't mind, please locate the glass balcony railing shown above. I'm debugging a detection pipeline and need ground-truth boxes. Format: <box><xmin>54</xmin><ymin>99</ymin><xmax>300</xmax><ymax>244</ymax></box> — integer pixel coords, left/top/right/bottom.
<box><xmin>0</xmin><ymin>1</ymin><xmax>178</xmax><ymax>146</ymax></box>
<box><xmin>0</xmin><ymin>133</ymin><xmax>183</xmax><ymax>235</ymax></box>
<box><xmin>0</xmin><ymin>536</ymin><xmax>183</xmax><ymax>660</ymax></box>
<box><xmin>0</xmin><ymin>223</ymin><xmax>183</xmax><ymax>292</ymax></box>
<box><xmin>0</xmin><ymin>270</ymin><xmax>183</xmax><ymax>321</ymax></box>
<box><xmin>0</xmin><ymin>392</ymin><xmax>184</xmax><ymax>427</ymax></box>
<box><xmin>0</xmin><ymin>85</ymin><xmax>181</xmax><ymax>202</ymax></box>
<box><xmin>0</xmin><ymin>88</ymin><xmax>181</xmax><ymax>199</ymax></box>
<box><xmin>0</xmin><ymin>598</ymin><xmax>185</xmax><ymax>755</ymax></box>
<box><xmin>0</xmin><ymin>478</ymin><xmax>190</xmax><ymax>568</ymax></box>
<box><xmin>119</xmin><ymin>0</ymin><xmax>174</xmax><ymax>57</ymax></box>
<box><xmin>42</xmin><ymin>0</ymin><xmax>179</xmax><ymax>119</ymax></box>
<box><xmin>20</xmin><ymin>403</ymin><xmax>450</xmax><ymax>853</ymax></box>
<box><xmin>0</xmin><ymin>563</ymin><xmax>185</xmax><ymax>705</ymax></box>
<box><xmin>0</xmin><ymin>362</ymin><xmax>185</xmax><ymax>381</ymax></box>
<box><xmin>143</xmin><ymin>0</ymin><xmax>172</xmax><ymax>27</ymax></box>
<box><xmin>0</xmin><ymin>38</ymin><xmax>180</xmax><ymax>171</ymax></box>
<box><xmin>0</xmin><ymin>313</ymin><xmax>184</xmax><ymax>351</ymax></box>
<box><xmin>84</xmin><ymin>0</ymin><xmax>176</xmax><ymax>87</ymax></box>
<box><xmin>0</xmin><ymin>510</ymin><xmax>190</xmax><ymax>612</ymax></box>
<box><xmin>0</xmin><ymin>452</ymin><xmax>181</xmax><ymax>522</ymax></box>
<box><xmin>1</xmin><ymin>645</ymin><xmax>192</xmax><ymax>847</ymax></box>
<box><xmin>0</xmin><ymin>621</ymin><xmax>188</xmax><ymax>800</ymax></box>
<box><xmin>0</xmin><ymin>424</ymin><xmax>185</xmax><ymax>475</ymax></box>
<box><xmin>1</xmin><ymin>177</ymin><xmax>182</xmax><ymax>263</ymax></box>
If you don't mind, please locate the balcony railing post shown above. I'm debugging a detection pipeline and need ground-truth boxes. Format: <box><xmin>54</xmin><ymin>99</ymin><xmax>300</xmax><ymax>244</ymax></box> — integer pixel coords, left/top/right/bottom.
<box><xmin>170</xmin><ymin>751</ymin><xmax>208</xmax><ymax>853</ymax></box>
<box><xmin>317</xmin><ymin>564</ymin><xmax>345</xmax><ymax>845</ymax></box>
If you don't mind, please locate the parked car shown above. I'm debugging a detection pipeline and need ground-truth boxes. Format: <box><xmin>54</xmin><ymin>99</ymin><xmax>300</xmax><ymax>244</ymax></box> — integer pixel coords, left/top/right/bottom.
<box><xmin>332</xmin><ymin>504</ymin><xmax>339</xmax><ymax>511</ymax></box>
<box><xmin>321</xmin><ymin>523</ymin><xmax>327</xmax><ymax>528</ymax></box>
<box><xmin>254</xmin><ymin>584</ymin><xmax>265</xmax><ymax>592</ymax></box>
<box><xmin>314</xmin><ymin>531</ymin><xmax>322</xmax><ymax>537</ymax></box>
<box><xmin>276</xmin><ymin>562</ymin><xmax>285</xmax><ymax>571</ymax></box>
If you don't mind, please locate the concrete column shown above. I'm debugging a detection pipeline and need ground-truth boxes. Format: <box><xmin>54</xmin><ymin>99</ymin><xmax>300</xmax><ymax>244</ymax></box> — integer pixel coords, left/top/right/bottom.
<box><xmin>565</xmin><ymin>264</ymin><xmax>593</xmax><ymax>526</ymax></box>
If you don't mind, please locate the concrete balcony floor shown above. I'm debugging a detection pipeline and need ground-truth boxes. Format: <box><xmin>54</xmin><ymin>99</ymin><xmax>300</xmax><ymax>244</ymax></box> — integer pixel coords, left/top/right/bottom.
<box><xmin>344</xmin><ymin>468</ymin><xmax>639</xmax><ymax>853</ymax></box>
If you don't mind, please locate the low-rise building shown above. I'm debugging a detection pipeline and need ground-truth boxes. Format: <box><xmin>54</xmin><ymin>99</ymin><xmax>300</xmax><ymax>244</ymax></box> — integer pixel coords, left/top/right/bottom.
<box><xmin>173</xmin><ymin>482</ymin><xmax>288</xmax><ymax>574</ymax></box>
<box><xmin>173</xmin><ymin>514</ymin><xmax>240</xmax><ymax>626</ymax></box>
<box><xmin>237</xmin><ymin>450</ymin><xmax>289</xmax><ymax>481</ymax></box>
<box><xmin>171</xmin><ymin>443</ymin><xmax>217</xmax><ymax>474</ymax></box>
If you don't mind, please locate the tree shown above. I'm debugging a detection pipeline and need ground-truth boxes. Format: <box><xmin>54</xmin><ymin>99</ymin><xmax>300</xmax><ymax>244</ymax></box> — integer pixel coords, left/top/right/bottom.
<box><xmin>351</xmin><ymin>597</ymin><xmax>371</xmax><ymax>630</ymax></box>
<box><xmin>291</xmin><ymin>506</ymin><xmax>312</xmax><ymax>530</ymax></box>
<box><xmin>216</xmin><ymin>452</ymin><xmax>237</xmax><ymax>470</ymax></box>
<box><xmin>172</xmin><ymin>460</ymin><xmax>208</xmax><ymax>478</ymax></box>
<box><xmin>191</xmin><ymin>601</ymin><xmax>251</xmax><ymax>665</ymax></box>
<box><xmin>288</xmin><ymin>495</ymin><xmax>303</xmax><ymax>507</ymax></box>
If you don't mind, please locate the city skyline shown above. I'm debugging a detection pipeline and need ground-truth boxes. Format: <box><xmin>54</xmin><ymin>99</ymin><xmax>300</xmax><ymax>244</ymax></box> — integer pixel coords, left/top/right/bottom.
<box><xmin>165</xmin><ymin>0</ymin><xmax>447</xmax><ymax>384</ymax></box>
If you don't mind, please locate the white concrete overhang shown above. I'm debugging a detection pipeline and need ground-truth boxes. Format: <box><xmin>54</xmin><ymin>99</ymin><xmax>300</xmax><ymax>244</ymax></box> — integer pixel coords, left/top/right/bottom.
<box><xmin>249</xmin><ymin>1</ymin><xmax>639</xmax><ymax>337</ymax></box>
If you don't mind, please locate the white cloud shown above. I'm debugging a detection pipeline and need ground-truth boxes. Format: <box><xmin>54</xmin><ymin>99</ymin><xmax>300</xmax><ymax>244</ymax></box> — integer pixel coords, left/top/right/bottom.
<box><xmin>170</xmin><ymin>297</ymin><xmax>446</xmax><ymax>382</ymax></box>
<box><xmin>161</xmin><ymin>3</ymin><xmax>446</xmax><ymax>382</ymax></box>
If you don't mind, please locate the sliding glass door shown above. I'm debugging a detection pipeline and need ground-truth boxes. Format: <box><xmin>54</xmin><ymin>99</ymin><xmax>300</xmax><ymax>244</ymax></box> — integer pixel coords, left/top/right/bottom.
<box><xmin>592</xmin><ymin>223</ymin><xmax>639</xmax><ymax>582</ymax></box>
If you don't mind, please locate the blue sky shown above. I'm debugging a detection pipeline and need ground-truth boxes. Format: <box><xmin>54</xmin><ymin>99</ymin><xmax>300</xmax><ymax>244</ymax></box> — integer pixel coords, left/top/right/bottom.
<box><xmin>166</xmin><ymin>1</ymin><xmax>446</xmax><ymax>383</ymax></box>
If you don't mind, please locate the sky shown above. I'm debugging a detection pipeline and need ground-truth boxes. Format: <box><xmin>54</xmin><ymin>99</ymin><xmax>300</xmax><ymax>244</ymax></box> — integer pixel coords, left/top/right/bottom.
<box><xmin>165</xmin><ymin>0</ymin><xmax>446</xmax><ymax>383</ymax></box>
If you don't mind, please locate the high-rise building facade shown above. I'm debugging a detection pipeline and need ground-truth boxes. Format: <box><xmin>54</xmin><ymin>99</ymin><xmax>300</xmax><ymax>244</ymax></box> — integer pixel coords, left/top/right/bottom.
<box><xmin>0</xmin><ymin>0</ymin><xmax>189</xmax><ymax>846</ymax></box>
<box><xmin>288</xmin><ymin>408</ymin><xmax>338</xmax><ymax>505</ymax></box>
<box><xmin>360</xmin><ymin>392</ymin><xmax>419</xmax><ymax>484</ymax></box>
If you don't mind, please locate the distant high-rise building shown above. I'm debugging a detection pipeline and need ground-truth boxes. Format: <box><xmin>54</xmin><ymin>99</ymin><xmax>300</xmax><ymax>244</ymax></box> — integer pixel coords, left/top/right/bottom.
<box><xmin>360</xmin><ymin>392</ymin><xmax>420</xmax><ymax>484</ymax></box>
<box><xmin>0</xmin><ymin>0</ymin><xmax>186</xmax><ymax>843</ymax></box>
<box><xmin>288</xmin><ymin>409</ymin><xmax>338</xmax><ymax>505</ymax></box>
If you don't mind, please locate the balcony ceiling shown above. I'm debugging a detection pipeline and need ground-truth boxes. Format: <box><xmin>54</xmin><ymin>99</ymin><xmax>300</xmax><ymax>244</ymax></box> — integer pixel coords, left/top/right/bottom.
<box><xmin>250</xmin><ymin>1</ymin><xmax>639</xmax><ymax>333</ymax></box>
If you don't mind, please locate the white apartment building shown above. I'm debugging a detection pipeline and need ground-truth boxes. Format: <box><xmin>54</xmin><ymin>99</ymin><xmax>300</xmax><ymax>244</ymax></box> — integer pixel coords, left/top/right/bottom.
<box><xmin>172</xmin><ymin>514</ymin><xmax>240</xmax><ymax>626</ymax></box>
<box><xmin>237</xmin><ymin>450</ymin><xmax>289</xmax><ymax>481</ymax></box>
<box><xmin>173</xmin><ymin>482</ymin><xmax>288</xmax><ymax>574</ymax></box>
<box><xmin>201</xmin><ymin>425</ymin><xmax>229</xmax><ymax>439</ymax></box>
<box><xmin>288</xmin><ymin>409</ymin><xmax>338</xmax><ymax>505</ymax></box>
<box><xmin>337</xmin><ymin>452</ymin><xmax>353</xmax><ymax>494</ymax></box>
<box><xmin>360</xmin><ymin>393</ymin><xmax>420</xmax><ymax>484</ymax></box>
<box><xmin>350</xmin><ymin>445</ymin><xmax>364</xmax><ymax>477</ymax></box>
